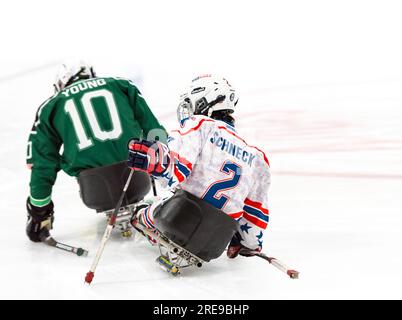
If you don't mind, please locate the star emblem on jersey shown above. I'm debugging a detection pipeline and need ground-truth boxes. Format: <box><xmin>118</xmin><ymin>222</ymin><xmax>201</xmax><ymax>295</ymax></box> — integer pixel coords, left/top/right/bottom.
<box><xmin>240</xmin><ymin>223</ymin><xmax>252</xmax><ymax>234</ymax></box>
<box><xmin>162</xmin><ymin>172</ymin><xmax>175</xmax><ymax>187</ymax></box>
<box><xmin>256</xmin><ymin>231</ymin><xmax>263</xmax><ymax>247</ymax></box>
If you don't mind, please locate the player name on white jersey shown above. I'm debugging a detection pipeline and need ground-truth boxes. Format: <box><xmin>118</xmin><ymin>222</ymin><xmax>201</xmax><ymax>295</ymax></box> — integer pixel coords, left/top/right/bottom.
<box><xmin>210</xmin><ymin>131</ymin><xmax>256</xmax><ymax>167</ymax></box>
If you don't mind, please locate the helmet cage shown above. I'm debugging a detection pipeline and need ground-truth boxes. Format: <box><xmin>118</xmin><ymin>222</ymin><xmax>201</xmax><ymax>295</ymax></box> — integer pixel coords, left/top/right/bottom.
<box><xmin>177</xmin><ymin>97</ymin><xmax>194</xmax><ymax>124</ymax></box>
<box><xmin>177</xmin><ymin>94</ymin><xmax>229</xmax><ymax>124</ymax></box>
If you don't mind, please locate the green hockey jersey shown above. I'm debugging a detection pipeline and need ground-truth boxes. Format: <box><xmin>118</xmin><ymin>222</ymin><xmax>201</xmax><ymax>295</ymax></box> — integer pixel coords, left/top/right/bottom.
<box><xmin>26</xmin><ymin>77</ymin><xmax>166</xmax><ymax>207</ymax></box>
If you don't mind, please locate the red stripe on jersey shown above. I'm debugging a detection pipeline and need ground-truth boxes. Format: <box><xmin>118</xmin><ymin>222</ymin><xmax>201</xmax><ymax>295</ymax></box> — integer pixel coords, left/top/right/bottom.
<box><xmin>171</xmin><ymin>116</ymin><xmax>270</xmax><ymax>167</ymax></box>
<box><xmin>228</xmin><ymin>211</ymin><xmax>243</xmax><ymax>219</ymax></box>
<box><xmin>217</xmin><ymin>125</ymin><xmax>270</xmax><ymax>167</ymax></box>
<box><xmin>141</xmin><ymin>208</ymin><xmax>154</xmax><ymax>229</ymax></box>
<box><xmin>244</xmin><ymin>198</ymin><xmax>269</xmax><ymax>215</ymax></box>
<box><xmin>170</xmin><ymin>151</ymin><xmax>193</xmax><ymax>171</ymax></box>
<box><xmin>173</xmin><ymin>165</ymin><xmax>185</xmax><ymax>183</ymax></box>
<box><xmin>146</xmin><ymin>207</ymin><xmax>154</xmax><ymax>224</ymax></box>
<box><xmin>243</xmin><ymin>212</ymin><xmax>268</xmax><ymax>229</ymax></box>
<box><xmin>171</xmin><ymin>118</ymin><xmax>215</xmax><ymax>136</ymax></box>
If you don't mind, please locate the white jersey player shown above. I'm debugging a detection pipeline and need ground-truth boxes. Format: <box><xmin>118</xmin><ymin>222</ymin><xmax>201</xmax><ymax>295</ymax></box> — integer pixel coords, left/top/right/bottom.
<box><xmin>128</xmin><ymin>75</ymin><xmax>271</xmax><ymax>257</ymax></box>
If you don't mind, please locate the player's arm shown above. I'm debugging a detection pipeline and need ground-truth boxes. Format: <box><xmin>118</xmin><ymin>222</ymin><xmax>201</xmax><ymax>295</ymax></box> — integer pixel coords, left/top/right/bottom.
<box><xmin>127</xmin><ymin>116</ymin><xmax>211</xmax><ymax>189</ymax></box>
<box><xmin>133</xmin><ymin>91</ymin><xmax>168</xmax><ymax>144</ymax></box>
<box><xmin>26</xmin><ymin>102</ymin><xmax>61</xmax><ymax>242</ymax></box>
<box><xmin>118</xmin><ymin>78</ymin><xmax>167</xmax><ymax>143</ymax></box>
<box><xmin>228</xmin><ymin>163</ymin><xmax>271</xmax><ymax>258</ymax></box>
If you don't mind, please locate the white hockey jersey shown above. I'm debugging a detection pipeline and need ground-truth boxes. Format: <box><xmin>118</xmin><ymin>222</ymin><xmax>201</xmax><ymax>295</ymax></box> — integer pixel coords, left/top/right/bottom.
<box><xmin>153</xmin><ymin>115</ymin><xmax>271</xmax><ymax>250</ymax></box>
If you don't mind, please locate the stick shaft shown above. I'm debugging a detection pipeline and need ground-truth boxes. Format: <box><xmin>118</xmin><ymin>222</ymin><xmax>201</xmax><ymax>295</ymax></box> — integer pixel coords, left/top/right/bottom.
<box><xmin>251</xmin><ymin>251</ymin><xmax>299</xmax><ymax>279</ymax></box>
<box><xmin>89</xmin><ymin>224</ymin><xmax>114</xmax><ymax>272</ymax></box>
<box><xmin>132</xmin><ymin>219</ymin><xmax>171</xmax><ymax>248</ymax></box>
<box><xmin>86</xmin><ymin>170</ymin><xmax>134</xmax><ymax>283</ymax></box>
<box><xmin>151</xmin><ymin>177</ymin><xmax>157</xmax><ymax>197</ymax></box>
<box><xmin>110</xmin><ymin>170</ymin><xmax>135</xmax><ymax>224</ymax></box>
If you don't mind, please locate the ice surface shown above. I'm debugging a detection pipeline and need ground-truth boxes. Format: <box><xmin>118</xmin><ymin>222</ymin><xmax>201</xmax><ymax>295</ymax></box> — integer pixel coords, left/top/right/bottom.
<box><xmin>1</xmin><ymin>0</ymin><xmax>402</xmax><ymax>299</ymax></box>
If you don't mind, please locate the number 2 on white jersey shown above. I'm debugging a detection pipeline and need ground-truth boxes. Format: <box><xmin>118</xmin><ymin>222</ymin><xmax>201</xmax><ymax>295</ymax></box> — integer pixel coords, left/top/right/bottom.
<box><xmin>202</xmin><ymin>161</ymin><xmax>242</xmax><ymax>209</ymax></box>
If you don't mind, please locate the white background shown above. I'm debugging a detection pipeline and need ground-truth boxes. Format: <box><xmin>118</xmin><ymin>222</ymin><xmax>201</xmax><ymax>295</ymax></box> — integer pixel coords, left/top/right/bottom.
<box><xmin>0</xmin><ymin>0</ymin><xmax>401</xmax><ymax>299</ymax></box>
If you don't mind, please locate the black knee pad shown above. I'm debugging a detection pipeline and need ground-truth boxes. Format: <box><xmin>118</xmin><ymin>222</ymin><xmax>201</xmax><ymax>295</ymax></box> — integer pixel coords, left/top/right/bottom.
<box><xmin>77</xmin><ymin>161</ymin><xmax>151</xmax><ymax>212</ymax></box>
<box><xmin>153</xmin><ymin>189</ymin><xmax>238</xmax><ymax>262</ymax></box>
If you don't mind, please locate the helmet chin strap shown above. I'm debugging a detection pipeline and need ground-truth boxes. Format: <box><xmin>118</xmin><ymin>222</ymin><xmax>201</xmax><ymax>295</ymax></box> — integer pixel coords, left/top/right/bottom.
<box><xmin>206</xmin><ymin>94</ymin><xmax>226</xmax><ymax>116</ymax></box>
<box><xmin>63</xmin><ymin>66</ymin><xmax>91</xmax><ymax>89</ymax></box>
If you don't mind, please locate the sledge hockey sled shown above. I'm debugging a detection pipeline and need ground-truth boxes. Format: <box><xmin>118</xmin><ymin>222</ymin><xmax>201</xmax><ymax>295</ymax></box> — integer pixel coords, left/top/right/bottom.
<box><xmin>77</xmin><ymin>161</ymin><xmax>151</xmax><ymax>237</ymax></box>
<box><xmin>132</xmin><ymin>189</ymin><xmax>238</xmax><ymax>275</ymax></box>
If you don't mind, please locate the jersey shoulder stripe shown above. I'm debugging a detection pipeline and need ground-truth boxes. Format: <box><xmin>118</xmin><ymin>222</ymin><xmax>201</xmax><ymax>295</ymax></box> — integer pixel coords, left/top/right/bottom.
<box><xmin>32</xmin><ymin>94</ymin><xmax>59</xmax><ymax>129</ymax></box>
<box><xmin>109</xmin><ymin>76</ymin><xmax>140</xmax><ymax>90</ymax></box>
<box><xmin>172</xmin><ymin>115</ymin><xmax>270</xmax><ymax>167</ymax></box>
<box><xmin>216</xmin><ymin>125</ymin><xmax>270</xmax><ymax>167</ymax></box>
<box><xmin>171</xmin><ymin>116</ymin><xmax>215</xmax><ymax>136</ymax></box>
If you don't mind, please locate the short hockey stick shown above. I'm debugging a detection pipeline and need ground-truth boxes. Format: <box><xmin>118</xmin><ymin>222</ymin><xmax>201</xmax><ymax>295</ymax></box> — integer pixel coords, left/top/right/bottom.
<box><xmin>41</xmin><ymin>235</ymin><xmax>88</xmax><ymax>257</ymax></box>
<box><xmin>85</xmin><ymin>170</ymin><xmax>134</xmax><ymax>284</ymax></box>
<box><xmin>151</xmin><ymin>176</ymin><xmax>158</xmax><ymax>197</ymax></box>
<box><xmin>241</xmin><ymin>249</ymin><xmax>299</xmax><ymax>279</ymax></box>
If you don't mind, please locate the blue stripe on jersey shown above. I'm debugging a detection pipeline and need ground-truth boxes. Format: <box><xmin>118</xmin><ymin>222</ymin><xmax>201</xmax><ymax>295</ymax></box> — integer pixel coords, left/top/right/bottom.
<box><xmin>243</xmin><ymin>205</ymin><xmax>269</xmax><ymax>222</ymax></box>
<box><xmin>176</xmin><ymin>161</ymin><xmax>191</xmax><ymax>178</ymax></box>
<box><xmin>143</xmin><ymin>207</ymin><xmax>155</xmax><ymax>228</ymax></box>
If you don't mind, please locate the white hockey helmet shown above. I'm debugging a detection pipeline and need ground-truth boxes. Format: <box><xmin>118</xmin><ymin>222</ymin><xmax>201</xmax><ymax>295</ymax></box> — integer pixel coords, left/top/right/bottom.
<box><xmin>54</xmin><ymin>59</ymin><xmax>96</xmax><ymax>92</ymax></box>
<box><xmin>177</xmin><ymin>74</ymin><xmax>238</xmax><ymax>124</ymax></box>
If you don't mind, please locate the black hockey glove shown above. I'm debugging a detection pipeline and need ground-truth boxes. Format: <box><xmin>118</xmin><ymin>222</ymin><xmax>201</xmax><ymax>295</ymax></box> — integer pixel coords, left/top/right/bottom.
<box><xmin>227</xmin><ymin>232</ymin><xmax>261</xmax><ymax>259</ymax></box>
<box><xmin>26</xmin><ymin>198</ymin><xmax>54</xmax><ymax>242</ymax></box>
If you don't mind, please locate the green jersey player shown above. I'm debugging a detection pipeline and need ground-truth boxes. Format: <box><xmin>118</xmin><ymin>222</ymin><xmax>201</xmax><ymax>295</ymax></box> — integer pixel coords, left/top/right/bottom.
<box><xmin>26</xmin><ymin>60</ymin><xmax>166</xmax><ymax>243</ymax></box>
